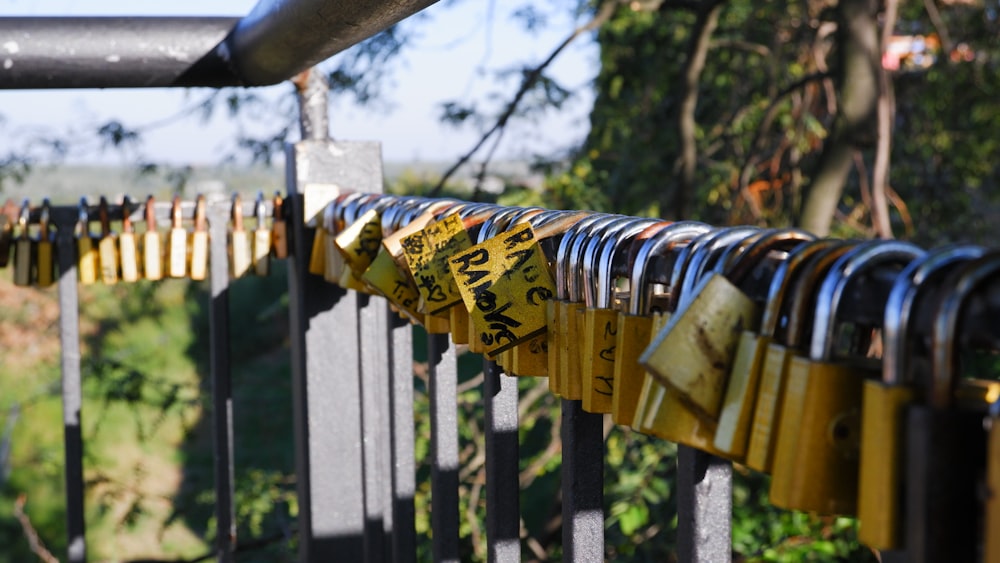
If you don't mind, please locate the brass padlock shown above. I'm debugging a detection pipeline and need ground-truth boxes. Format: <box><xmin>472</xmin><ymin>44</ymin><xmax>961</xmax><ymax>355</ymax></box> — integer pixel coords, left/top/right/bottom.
<box><xmin>143</xmin><ymin>195</ymin><xmax>163</xmax><ymax>281</ymax></box>
<box><xmin>253</xmin><ymin>192</ymin><xmax>272</xmax><ymax>276</ymax></box>
<box><xmin>0</xmin><ymin>199</ymin><xmax>16</xmax><ymax>268</ymax></box>
<box><xmin>642</xmin><ymin>228</ymin><xmax>812</xmax><ymax>422</ymax></box>
<box><xmin>903</xmin><ymin>253</ymin><xmax>1000</xmax><ymax>562</ymax></box>
<box><xmin>744</xmin><ymin>242</ymin><xmax>856</xmax><ymax>472</ymax></box>
<box><xmin>271</xmin><ymin>192</ymin><xmax>288</xmax><ymax>260</ymax></box>
<box><xmin>12</xmin><ymin>200</ymin><xmax>32</xmax><ymax>287</ymax></box>
<box><xmin>714</xmin><ymin>238</ymin><xmax>841</xmax><ymax>459</ymax></box>
<box><xmin>230</xmin><ymin>193</ymin><xmax>252</xmax><ymax>279</ymax></box>
<box><xmin>76</xmin><ymin>198</ymin><xmax>98</xmax><ymax>285</ymax></box>
<box><xmin>97</xmin><ymin>197</ymin><xmax>119</xmax><ymax>285</ymax></box>
<box><xmin>167</xmin><ymin>195</ymin><xmax>187</xmax><ymax>279</ymax></box>
<box><xmin>118</xmin><ymin>196</ymin><xmax>140</xmax><ymax>283</ymax></box>
<box><xmin>189</xmin><ymin>195</ymin><xmax>209</xmax><ymax>281</ymax></box>
<box><xmin>35</xmin><ymin>200</ymin><xmax>55</xmax><ymax>288</ymax></box>
<box><xmin>769</xmin><ymin>240</ymin><xmax>923</xmax><ymax>515</ymax></box>
<box><xmin>613</xmin><ymin>221</ymin><xmax>711</xmax><ymax>426</ymax></box>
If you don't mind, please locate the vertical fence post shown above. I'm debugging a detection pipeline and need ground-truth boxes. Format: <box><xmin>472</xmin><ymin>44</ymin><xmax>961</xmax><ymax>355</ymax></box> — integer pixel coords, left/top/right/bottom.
<box><xmin>388</xmin><ymin>313</ymin><xmax>416</xmax><ymax>563</ymax></box>
<box><xmin>56</xmin><ymin>229</ymin><xmax>86</xmax><ymax>563</ymax></box>
<box><xmin>484</xmin><ymin>360</ymin><xmax>520</xmax><ymax>562</ymax></box>
<box><xmin>427</xmin><ymin>332</ymin><xmax>460</xmax><ymax>562</ymax></box>
<box><xmin>207</xmin><ymin>201</ymin><xmax>236</xmax><ymax>561</ymax></box>
<box><xmin>359</xmin><ymin>291</ymin><xmax>390</xmax><ymax>562</ymax></box>
<box><xmin>676</xmin><ymin>446</ymin><xmax>731</xmax><ymax>562</ymax></box>
<box><xmin>561</xmin><ymin>399</ymin><xmax>604</xmax><ymax>562</ymax></box>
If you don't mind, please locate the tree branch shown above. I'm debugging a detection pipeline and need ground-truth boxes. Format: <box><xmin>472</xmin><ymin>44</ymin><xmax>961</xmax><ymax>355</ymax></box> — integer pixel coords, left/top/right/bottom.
<box><xmin>429</xmin><ymin>0</ymin><xmax>621</xmax><ymax>197</ymax></box>
<box><xmin>870</xmin><ymin>0</ymin><xmax>898</xmax><ymax>239</ymax></box>
<box><xmin>14</xmin><ymin>495</ymin><xmax>58</xmax><ymax>563</ymax></box>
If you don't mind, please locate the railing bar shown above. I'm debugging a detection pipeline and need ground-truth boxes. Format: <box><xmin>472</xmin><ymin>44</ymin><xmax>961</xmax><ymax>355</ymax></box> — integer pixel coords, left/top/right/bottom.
<box><xmin>676</xmin><ymin>446</ymin><xmax>732</xmax><ymax>562</ymax></box>
<box><xmin>483</xmin><ymin>360</ymin><xmax>520</xmax><ymax>563</ymax></box>
<box><xmin>427</xmin><ymin>333</ymin><xmax>460</xmax><ymax>562</ymax></box>
<box><xmin>207</xmin><ymin>203</ymin><xmax>236</xmax><ymax>561</ymax></box>
<box><xmin>359</xmin><ymin>293</ymin><xmax>389</xmax><ymax>563</ymax></box>
<box><xmin>56</xmin><ymin>230</ymin><xmax>86</xmax><ymax>563</ymax></box>
<box><xmin>560</xmin><ymin>399</ymin><xmax>604</xmax><ymax>562</ymax></box>
<box><xmin>388</xmin><ymin>314</ymin><xmax>416</xmax><ymax>563</ymax></box>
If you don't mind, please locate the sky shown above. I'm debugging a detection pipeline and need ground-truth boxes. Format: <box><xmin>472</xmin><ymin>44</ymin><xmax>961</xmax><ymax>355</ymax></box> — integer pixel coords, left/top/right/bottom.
<box><xmin>0</xmin><ymin>0</ymin><xmax>599</xmax><ymax>166</ymax></box>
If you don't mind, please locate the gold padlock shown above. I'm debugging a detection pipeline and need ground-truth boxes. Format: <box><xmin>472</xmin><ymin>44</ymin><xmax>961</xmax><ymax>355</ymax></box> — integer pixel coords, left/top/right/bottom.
<box><xmin>12</xmin><ymin>200</ymin><xmax>32</xmax><ymax>287</ymax></box>
<box><xmin>143</xmin><ymin>195</ymin><xmax>163</xmax><ymax>281</ymax></box>
<box><xmin>642</xmin><ymin>228</ymin><xmax>813</xmax><ymax>422</ymax></box>
<box><xmin>613</xmin><ymin>221</ymin><xmax>711</xmax><ymax>426</ymax></box>
<box><xmin>230</xmin><ymin>193</ymin><xmax>252</xmax><ymax>279</ymax></box>
<box><xmin>769</xmin><ymin>240</ymin><xmax>923</xmax><ymax>515</ymax></box>
<box><xmin>35</xmin><ymin>200</ymin><xmax>55</xmax><ymax>288</ymax></box>
<box><xmin>77</xmin><ymin>198</ymin><xmax>98</xmax><ymax>285</ymax></box>
<box><xmin>857</xmin><ymin>245</ymin><xmax>986</xmax><ymax>550</ymax></box>
<box><xmin>118</xmin><ymin>196</ymin><xmax>140</xmax><ymax>283</ymax></box>
<box><xmin>189</xmin><ymin>195</ymin><xmax>209</xmax><ymax>281</ymax></box>
<box><xmin>0</xmin><ymin>199</ymin><xmax>15</xmax><ymax>268</ymax></box>
<box><xmin>271</xmin><ymin>192</ymin><xmax>288</xmax><ymax>260</ymax></box>
<box><xmin>253</xmin><ymin>192</ymin><xmax>271</xmax><ymax>276</ymax></box>
<box><xmin>167</xmin><ymin>195</ymin><xmax>187</xmax><ymax>279</ymax></box>
<box><xmin>744</xmin><ymin>242</ymin><xmax>855</xmax><ymax>472</ymax></box>
<box><xmin>713</xmin><ymin>238</ymin><xmax>841</xmax><ymax>459</ymax></box>
<box><xmin>97</xmin><ymin>197</ymin><xmax>119</xmax><ymax>285</ymax></box>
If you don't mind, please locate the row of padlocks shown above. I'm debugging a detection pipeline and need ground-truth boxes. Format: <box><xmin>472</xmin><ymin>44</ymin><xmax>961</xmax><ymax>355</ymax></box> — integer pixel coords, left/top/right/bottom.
<box><xmin>309</xmin><ymin>192</ymin><xmax>1000</xmax><ymax>561</ymax></box>
<box><xmin>0</xmin><ymin>193</ymin><xmax>288</xmax><ymax>287</ymax></box>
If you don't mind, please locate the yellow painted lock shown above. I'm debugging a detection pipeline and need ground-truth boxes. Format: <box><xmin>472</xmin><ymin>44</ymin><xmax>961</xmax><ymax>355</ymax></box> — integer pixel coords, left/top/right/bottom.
<box><xmin>770</xmin><ymin>240</ymin><xmax>923</xmax><ymax>515</ymax></box>
<box><xmin>189</xmin><ymin>195</ymin><xmax>209</xmax><ymax>281</ymax></box>
<box><xmin>362</xmin><ymin>247</ymin><xmax>422</xmax><ymax>322</ymax></box>
<box><xmin>336</xmin><ymin>207</ymin><xmax>383</xmax><ymax>278</ymax></box>
<box><xmin>615</xmin><ymin>222</ymin><xmax>713</xmax><ymax>426</ymax></box>
<box><xmin>76</xmin><ymin>198</ymin><xmax>98</xmax><ymax>285</ymax></box>
<box><xmin>744</xmin><ymin>242</ymin><xmax>855</xmax><ymax>472</ymax></box>
<box><xmin>252</xmin><ymin>191</ymin><xmax>271</xmax><ymax>276</ymax></box>
<box><xmin>511</xmin><ymin>333</ymin><xmax>548</xmax><ymax>376</ymax></box>
<box><xmin>142</xmin><ymin>195</ymin><xmax>163</xmax><ymax>281</ymax></box>
<box><xmin>35</xmin><ymin>200</ymin><xmax>55</xmax><ymax>288</ymax></box>
<box><xmin>449</xmin><ymin>305</ymin><xmax>470</xmax><ymax>345</ymax></box>
<box><xmin>634</xmin><ymin>312</ymin><xmax>671</xmax><ymax>433</ymax></box>
<box><xmin>271</xmin><ymin>192</ymin><xmax>288</xmax><ymax>260</ymax></box>
<box><xmin>97</xmin><ymin>197</ymin><xmax>119</xmax><ymax>285</ymax></box>
<box><xmin>714</xmin><ymin>238</ymin><xmax>840</xmax><ymax>459</ymax></box>
<box><xmin>642</xmin><ymin>229</ymin><xmax>812</xmax><ymax>422</ymax></box>
<box><xmin>857</xmin><ymin>245</ymin><xmax>985</xmax><ymax>550</ymax></box>
<box><xmin>118</xmin><ymin>196</ymin><xmax>140</xmax><ymax>283</ymax></box>
<box><xmin>166</xmin><ymin>195</ymin><xmax>188</xmax><ymax>279</ymax></box>
<box><xmin>12</xmin><ymin>200</ymin><xmax>32</xmax><ymax>287</ymax></box>
<box><xmin>230</xmin><ymin>193</ymin><xmax>252</xmax><ymax>279</ymax></box>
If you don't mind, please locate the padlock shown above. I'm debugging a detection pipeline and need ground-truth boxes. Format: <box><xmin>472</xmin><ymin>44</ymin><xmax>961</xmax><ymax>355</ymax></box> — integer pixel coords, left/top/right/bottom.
<box><xmin>713</xmin><ymin>238</ymin><xmax>842</xmax><ymax>459</ymax></box>
<box><xmin>857</xmin><ymin>245</ymin><xmax>985</xmax><ymax>550</ymax></box>
<box><xmin>903</xmin><ymin>253</ymin><xmax>1000</xmax><ymax>562</ymax></box>
<box><xmin>76</xmin><ymin>198</ymin><xmax>98</xmax><ymax>285</ymax></box>
<box><xmin>0</xmin><ymin>199</ymin><xmax>15</xmax><ymax>268</ymax></box>
<box><xmin>613</xmin><ymin>221</ymin><xmax>711</xmax><ymax>426</ymax></box>
<box><xmin>35</xmin><ymin>199</ymin><xmax>55</xmax><ymax>288</ymax></box>
<box><xmin>97</xmin><ymin>197</ymin><xmax>119</xmax><ymax>285</ymax></box>
<box><xmin>984</xmin><ymin>397</ymin><xmax>1000</xmax><ymax>562</ymax></box>
<box><xmin>142</xmin><ymin>195</ymin><xmax>163</xmax><ymax>281</ymax></box>
<box><xmin>336</xmin><ymin>199</ymin><xmax>385</xmax><ymax>277</ymax></box>
<box><xmin>118</xmin><ymin>196</ymin><xmax>140</xmax><ymax>283</ymax></box>
<box><xmin>642</xmin><ymin>228</ymin><xmax>813</xmax><ymax>422</ymax></box>
<box><xmin>580</xmin><ymin>217</ymin><xmax>661</xmax><ymax>412</ymax></box>
<box><xmin>253</xmin><ymin>192</ymin><xmax>271</xmax><ymax>276</ymax></box>
<box><xmin>743</xmin><ymin>241</ymin><xmax>856</xmax><ymax>473</ymax></box>
<box><xmin>271</xmin><ymin>192</ymin><xmax>288</xmax><ymax>259</ymax></box>
<box><xmin>12</xmin><ymin>200</ymin><xmax>32</xmax><ymax>287</ymax></box>
<box><xmin>769</xmin><ymin>240</ymin><xmax>923</xmax><ymax>515</ymax></box>
<box><xmin>167</xmin><ymin>195</ymin><xmax>188</xmax><ymax>279</ymax></box>
<box><xmin>189</xmin><ymin>195</ymin><xmax>209</xmax><ymax>281</ymax></box>
<box><xmin>230</xmin><ymin>193</ymin><xmax>252</xmax><ymax>279</ymax></box>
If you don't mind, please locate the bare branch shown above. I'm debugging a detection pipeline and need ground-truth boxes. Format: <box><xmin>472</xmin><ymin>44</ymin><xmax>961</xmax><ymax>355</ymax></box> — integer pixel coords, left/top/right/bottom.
<box><xmin>871</xmin><ymin>0</ymin><xmax>898</xmax><ymax>239</ymax></box>
<box><xmin>923</xmin><ymin>0</ymin><xmax>954</xmax><ymax>55</ymax></box>
<box><xmin>430</xmin><ymin>0</ymin><xmax>621</xmax><ymax>197</ymax></box>
<box><xmin>13</xmin><ymin>495</ymin><xmax>58</xmax><ymax>563</ymax></box>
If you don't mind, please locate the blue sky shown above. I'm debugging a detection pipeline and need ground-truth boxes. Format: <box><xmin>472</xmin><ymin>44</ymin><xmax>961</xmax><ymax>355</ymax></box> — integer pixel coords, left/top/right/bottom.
<box><xmin>0</xmin><ymin>0</ymin><xmax>598</xmax><ymax>165</ymax></box>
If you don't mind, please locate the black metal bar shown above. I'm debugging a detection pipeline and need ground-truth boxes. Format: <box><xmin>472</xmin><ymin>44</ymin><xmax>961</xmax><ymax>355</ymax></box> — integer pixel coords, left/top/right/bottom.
<box><xmin>484</xmin><ymin>360</ymin><xmax>520</xmax><ymax>562</ymax></box>
<box><xmin>207</xmin><ymin>201</ymin><xmax>236</xmax><ymax>562</ymax></box>
<box><xmin>427</xmin><ymin>333</ymin><xmax>460</xmax><ymax>562</ymax></box>
<box><xmin>56</xmin><ymin>229</ymin><xmax>86</xmax><ymax>563</ymax></box>
<box><xmin>676</xmin><ymin>446</ymin><xmax>732</xmax><ymax>562</ymax></box>
<box><xmin>359</xmin><ymin>293</ymin><xmax>390</xmax><ymax>562</ymax></box>
<box><xmin>0</xmin><ymin>17</ymin><xmax>237</xmax><ymax>89</ymax></box>
<box><xmin>560</xmin><ymin>400</ymin><xmax>603</xmax><ymax>562</ymax></box>
<box><xmin>388</xmin><ymin>313</ymin><xmax>416</xmax><ymax>563</ymax></box>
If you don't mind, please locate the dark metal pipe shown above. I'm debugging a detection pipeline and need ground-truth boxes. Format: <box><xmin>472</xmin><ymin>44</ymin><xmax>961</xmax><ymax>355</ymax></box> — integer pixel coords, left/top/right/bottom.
<box><xmin>0</xmin><ymin>0</ymin><xmax>439</xmax><ymax>89</ymax></box>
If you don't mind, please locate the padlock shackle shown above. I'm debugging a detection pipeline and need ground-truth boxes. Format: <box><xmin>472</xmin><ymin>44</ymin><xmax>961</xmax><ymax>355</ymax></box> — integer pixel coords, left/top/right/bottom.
<box><xmin>476</xmin><ymin>207</ymin><xmax>522</xmax><ymax>244</ymax></box>
<box><xmin>882</xmin><ymin>245</ymin><xmax>986</xmax><ymax>385</ymax></box>
<box><xmin>120</xmin><ymin>196</ymin><xmax>133</xmax><ymax>234</ymax></box>
<box><xmin>562</xmin><ymin>214</ymin><xmax>621</xmax><ymax>302</ymax></box>
<box><xmin>39</xmin><ymin>198</ymin><xmax>52</xmax><ymax>240</ymax></box>
<box><xmin>723</xmin><ymin>228</ymin><xmax>817</xmax><ymax>288</ymax></box>
<box><xmin>931</xmin><ymin>251</ymin><xmax>1000</xmax><ymax>409</ymax></box>
<box><xmin>255</xmin><ymin>191</ymin><xmax>268</xmax><ymax>229</ymax></box>
<box><xmin>145</xmin><ymin>195</ymin><xmax>157</xmax><ymax>232</ymax></box>
<box><xmin>629</xmin><ymin>221</ymin><xmax>711</xmax><ymax>315</ymax></box>
<box><xmin>232</xmin><ymin>193</ymin><xmax>245</xmax><ymax>231</ymax></box>
<box><xmin>809</xmin><ymin>240</ymin><xmax>924</xmax><ymax>361</ymax></box>
<box><xmin>194</xmin><ymin>195</ymin><xmax>208</xmax><ymax>232</ymax></box>
<box><xmin>783</xmin><ymin>243</ymin><xmax>855</xmax><ymax>349</ymax></box>
<box><xmin>677</xmin><ymin>227</ymin><xmax>760</xmax><ymax>311</ymax></box>
<box><xmin>578</xmin><ymin>216</ymin><xmax>645</xmax><ymax>306</ymax></box>
<box><xmin>666</xmin><ymin>229</ymin><xmax>718</xmax><ymax>313</ymax></box>
<box><xmin>555</xmin><ymin>213</ymin><xmax>613</xmax><ymax>299</ymax></box>
<box><xmin>760</xmin><ymin>239</ymin><xmax>841</xmax><ymax>339</ymax></box>
<box><xmin>17</xmin><ymin>199</ymin><xmax>30</xmax><ymax>239</ymax></box>
<box><xmin>591</xmin><ymin>218</ymin><xmax>662</xmax><ymax>309</ymax></box>
<box><xmin>78</xmin><ymin>197</ymin><xmax>92</xmax><ymax>237</ymax></box>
